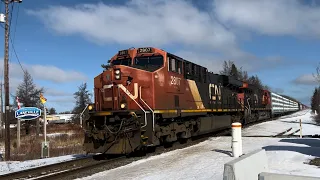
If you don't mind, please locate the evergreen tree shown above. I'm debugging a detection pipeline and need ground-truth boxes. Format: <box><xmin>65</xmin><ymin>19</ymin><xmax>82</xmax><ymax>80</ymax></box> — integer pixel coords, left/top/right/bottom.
<box><xmin>59</xmin><ymin>111</ymin><xmax>71</xmax><ymax>114</ymax></box>
<box><xmin>247</xmin><ymin>75</ymin><xmax>263</xmax><ymax>89</ymax></box>
<box><xmin>13</xmin><ymin>70</ymin><xmax>44</xmax><ymax>135</ymax></box>
<box><xmin>219</xmin><ymin>60</ymin><xmax>269</xmax><ymax>89</ymax></box>
<box><xmin>72</xmin><ymin>83</ymin><xmax>92</xmax><ymax>123</ymax></box>
<box><xmin>13</xmin><ymin>70</ymin><xmax>44</xmax><ymax>108</ymax></box>
<box><xmin>220</xmin><ymin>60</ymin><xmax>234</xmax><ymax>76</ymax></box>
<box><xmin>311</xmin><ymin>87</ymin><xmax>320</xmax><ymax>114</ymax></box>
<box><xmin>48</xmin><ymin>107</ymin><xmax>57</xmax><ymax>115</ymax></box>
<box><xmin>230</xmin><ymin>64</ymin><xmax>239</xmax><ymax>79</ymax></box>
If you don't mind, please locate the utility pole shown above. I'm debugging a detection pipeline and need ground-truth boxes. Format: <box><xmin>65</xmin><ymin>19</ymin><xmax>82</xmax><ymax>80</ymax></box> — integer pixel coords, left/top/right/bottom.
<box><xmin>4</xmin><ymin>0</ymin><xmax>11</xmax><ymax>161</ymax></box>
<box><xmin>3</xmin><ymin>0</ymin><xmax>22</xmax><ymax>161</ymax></box>
<box><xmin>0</xmin><ymin>83</ymin><xmax>3</xmax><ymax>138</ymax></box>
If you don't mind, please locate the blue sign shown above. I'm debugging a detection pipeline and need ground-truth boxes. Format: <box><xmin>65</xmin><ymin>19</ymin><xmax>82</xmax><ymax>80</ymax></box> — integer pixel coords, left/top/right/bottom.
<box><xmin>15</xmin><ymin>107</ymin><xmax>42</xmax><ymax>120</ymax></box>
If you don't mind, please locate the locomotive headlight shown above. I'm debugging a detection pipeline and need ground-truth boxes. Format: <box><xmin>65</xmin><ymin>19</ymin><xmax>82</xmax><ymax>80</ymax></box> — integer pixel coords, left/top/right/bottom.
<box><xmin>120</xmin><ymin>103</ymin><xmax>126</xmax><ymax>109</ymax></box>
<box><xmin>88</xmin><ymin>105</ymin><xmax>93</xmax><ymax>110</ymax></box>
<box><xmin>114</xmin><ymin>69</ymin><xmax>121</xmax><ymax>80</ymax></box>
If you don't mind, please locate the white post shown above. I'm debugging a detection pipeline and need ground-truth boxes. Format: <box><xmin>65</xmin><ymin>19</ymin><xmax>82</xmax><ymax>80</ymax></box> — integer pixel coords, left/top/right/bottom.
<box><xmin>17</xmin><ymin>118</ymin><xmax>20</xmax><ymax>150</ymax></box>
<box><xmin>232</xmin><ymin>122</ymin><xmax>242</xmax><ymax>158</ymax></box>
<box><xmin>299</xmin><ymin>119</ymin><xmax>302</xmax><ymax>138</ymax></box>
<box><xmin>43</xmin><ymin>105</ymin><xmax>47</xmax><ymax>144</ymax></box>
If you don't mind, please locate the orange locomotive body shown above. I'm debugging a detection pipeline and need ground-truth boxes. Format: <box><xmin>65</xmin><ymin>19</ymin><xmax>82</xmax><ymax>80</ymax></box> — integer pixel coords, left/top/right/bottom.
<box><xmin>83</xmin><ymin>47</ymin><xmax>273</xmax><ymax>155</ymax></box>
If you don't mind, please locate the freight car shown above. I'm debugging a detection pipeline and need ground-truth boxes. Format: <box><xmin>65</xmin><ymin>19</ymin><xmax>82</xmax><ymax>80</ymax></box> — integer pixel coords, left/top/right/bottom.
<box><xmin>270</xmin><ymin>92</ymin><xmax>300</xmax><ymax>117</ymax></box>
<box><xmin>83</xmin><ymin>47</ymin><xmax>302</xmax><ymax>155</ymax></box>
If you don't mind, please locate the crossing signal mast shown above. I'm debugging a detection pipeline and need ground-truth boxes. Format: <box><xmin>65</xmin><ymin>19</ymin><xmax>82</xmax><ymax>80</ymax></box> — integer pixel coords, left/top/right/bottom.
<box><xmin>0</xmin><ymin>0</ymin><xmax>22</xmax><ymax>161</ymax></box>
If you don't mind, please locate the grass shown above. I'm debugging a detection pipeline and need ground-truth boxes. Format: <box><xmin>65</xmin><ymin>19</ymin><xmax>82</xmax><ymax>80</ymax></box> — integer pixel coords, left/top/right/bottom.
<box><xmin>1</xmin><ymin>123</ymin><xmax>85</xmax><ymax>161</ymax></box>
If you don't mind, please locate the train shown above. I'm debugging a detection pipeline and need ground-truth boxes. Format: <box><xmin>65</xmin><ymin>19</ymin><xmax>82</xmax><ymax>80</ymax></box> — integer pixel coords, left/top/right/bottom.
<box><xmin>83</xmin><ymin>47</ymin><xmax>306</xmax><ymax>156</ymax></box>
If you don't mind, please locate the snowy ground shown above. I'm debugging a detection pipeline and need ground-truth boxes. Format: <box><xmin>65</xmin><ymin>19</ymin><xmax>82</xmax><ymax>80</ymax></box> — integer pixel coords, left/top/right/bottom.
<box><xmin>0</xmin><ymin>109</ymin><xmax>318</xmax><ymax>179</ymax></box>
<box><xmin>243</xmin><ymin>110</ymin><xmax>319</xmax><ymax>137</ymax></box>
<box><xmin>0</xmin><ymin>154</ymin><xmax>87</xmax><ymax>175</ymax></box>
<box><xmin>76</xmin><ymin>109</ymin><xmax>319</xmax><ymax>180</ymax></box>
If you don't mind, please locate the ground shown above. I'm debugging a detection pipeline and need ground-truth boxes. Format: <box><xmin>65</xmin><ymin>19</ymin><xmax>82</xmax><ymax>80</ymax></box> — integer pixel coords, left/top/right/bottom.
<box><xmin>76</xmin><ymin>109</ymin><xmax>320</xmax><ymax>180</ymax></box>
<box><xmin>0</xmin><ymin>123</ymin><xmax>84</xmax><ymax>161</ymax></box>
<box><xmin>0</xmin><ymin>109</ymin><xmax>319</xmax><ymax>179</ymax></box>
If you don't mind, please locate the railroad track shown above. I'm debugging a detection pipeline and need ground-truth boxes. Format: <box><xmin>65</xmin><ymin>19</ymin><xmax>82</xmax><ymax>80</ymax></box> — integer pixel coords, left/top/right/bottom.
<box><xmin>1</xmin><ymin>110</ymin><xmax>310</xmax><ymax>180</ymax></box>
<box><xmin>0</xmin><ymin>155</ymin><xmax>126</xmax><ymax>180</ymax></box>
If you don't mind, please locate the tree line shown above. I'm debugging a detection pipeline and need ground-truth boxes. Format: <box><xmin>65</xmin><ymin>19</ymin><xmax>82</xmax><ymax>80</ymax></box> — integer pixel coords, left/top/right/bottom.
<box><xmin>311</xmin><ymin>64</ymin><xmax>320</xmax><ymax>114</ymax></box>
<box><xmin>2</xmin><ymin>70</ymin><xmax>91</xmax><ymax>126</ymax></box>
<box><xmin>220</xmin><ymin>60</ymin><xmax>269</xmax><ymax>90</ymax></box>
<box><xmin>311</xmin><ymin>87</ymin><xmax>319</xmax><ymax>114</ymax></box>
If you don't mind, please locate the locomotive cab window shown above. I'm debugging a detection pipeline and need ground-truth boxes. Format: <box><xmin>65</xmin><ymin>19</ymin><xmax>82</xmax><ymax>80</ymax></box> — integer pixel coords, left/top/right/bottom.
<box><xmin>111</xmin><ymin>58</ymin><xmax>132</xmax><ymax>66</ymax></box>
<box><xmin>134</xmin><ymin>56</ymin><xmax>163</xmax><ymax>72</ymax></box>
<box><xmin>168</xmin><ymin>55</ymin><xmax>182</xmax><ymax>74</ymax></box>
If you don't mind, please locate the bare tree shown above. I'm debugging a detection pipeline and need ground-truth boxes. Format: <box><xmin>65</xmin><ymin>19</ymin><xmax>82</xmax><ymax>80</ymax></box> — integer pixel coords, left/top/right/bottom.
<box><xmin>313</xmin><ymin>63</ymin><xmax>320</xmax><ymax>83</ymax></box>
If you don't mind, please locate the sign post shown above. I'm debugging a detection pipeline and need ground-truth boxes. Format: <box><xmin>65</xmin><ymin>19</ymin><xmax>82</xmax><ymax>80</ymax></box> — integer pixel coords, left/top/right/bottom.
<box><xmin>16</xmin><ymin>97</ymin><xmax>21</xmax><ymax>150</ymax></box>
<box><xmin>43</xmin><ymin>104</ymin><xmax>47</xmax><ymax>143</ymax></box>
<box><xmin>15</xmin><ymin>106</ymin><xmax>42</xmax><ymax>152</ymax></box>
<box><xmin>40</xmin><ymin>93</ymin><xmax>49</xmax><ymax>158</ymax></box>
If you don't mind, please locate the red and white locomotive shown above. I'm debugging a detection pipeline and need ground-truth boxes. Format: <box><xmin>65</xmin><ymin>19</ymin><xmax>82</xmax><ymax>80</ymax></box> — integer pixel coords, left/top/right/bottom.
<box><xmin>83</xmin><ymin>47</ymin><xmax>300</xmax><ymax>155</ymax></box>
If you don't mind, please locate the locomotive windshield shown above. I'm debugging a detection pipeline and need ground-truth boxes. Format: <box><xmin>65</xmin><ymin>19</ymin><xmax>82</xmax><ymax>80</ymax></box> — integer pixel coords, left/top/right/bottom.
<box><xmin>111</xmin><ymin>58</ymin><xmax>132</xmax><ymax>66</ymax></box>
<box><xmin>133</xmin><ymin>56</ymin><xmax>163</xmax><ymax>72</ymax></box>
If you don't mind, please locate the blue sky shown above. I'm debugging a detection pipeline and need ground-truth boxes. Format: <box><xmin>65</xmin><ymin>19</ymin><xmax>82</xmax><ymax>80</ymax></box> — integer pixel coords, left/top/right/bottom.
<box><xmin>0</xmin><ymin>0</ymin><xmax>319</xmax><ymax>112</ymax></box>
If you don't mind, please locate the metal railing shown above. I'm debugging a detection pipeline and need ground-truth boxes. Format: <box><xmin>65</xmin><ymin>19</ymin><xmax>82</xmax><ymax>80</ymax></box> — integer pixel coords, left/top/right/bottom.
<box><xmin>80</xmin><ymin>104</ymin><xmax>89</xmax><ymax>128</ymax></box>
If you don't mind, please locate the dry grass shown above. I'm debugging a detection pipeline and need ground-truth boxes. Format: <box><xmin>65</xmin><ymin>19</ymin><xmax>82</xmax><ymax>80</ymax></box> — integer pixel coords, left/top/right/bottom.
<box><xmin>1</xmin><ymin>123</ymin><xmax>85</xmax><ymax>161</ymax></box>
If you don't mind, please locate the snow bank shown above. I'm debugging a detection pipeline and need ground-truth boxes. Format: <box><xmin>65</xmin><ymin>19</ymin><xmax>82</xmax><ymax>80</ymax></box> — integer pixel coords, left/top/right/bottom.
<box><xmin>243</xmin><ymin>110</ymin><xmax>319</xmax><ymax>136</ymax></box>
<box><xmin>77</xmin><ymin>136</ymin><xmax>320</xmax><ymax>180</ymax></box>
<box><xmin>0</xmin><ymin>154</ymin><xmax>87</xmax><ymax>175</ymax></box>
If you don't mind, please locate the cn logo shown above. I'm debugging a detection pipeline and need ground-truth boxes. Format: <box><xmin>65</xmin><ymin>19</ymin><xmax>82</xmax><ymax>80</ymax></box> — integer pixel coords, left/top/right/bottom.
<box><xmin>103</xmin><ymin>83</ymin><xmax>139</xmax><ymax>100</ymax></box>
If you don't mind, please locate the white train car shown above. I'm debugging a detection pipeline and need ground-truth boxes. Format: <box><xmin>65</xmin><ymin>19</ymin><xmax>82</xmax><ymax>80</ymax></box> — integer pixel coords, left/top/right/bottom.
<box><xmin>271</xmin><ymin>92</ymin><xmax>299</xmax><ymax>116</ymax></box>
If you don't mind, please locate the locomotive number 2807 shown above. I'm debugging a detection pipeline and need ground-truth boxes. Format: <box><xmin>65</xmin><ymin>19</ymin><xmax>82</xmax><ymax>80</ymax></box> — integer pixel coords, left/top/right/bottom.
<box><xmin>170</xmin><ymin>76</ymin><xmax>181</xmax><ymax>86</ymax></box>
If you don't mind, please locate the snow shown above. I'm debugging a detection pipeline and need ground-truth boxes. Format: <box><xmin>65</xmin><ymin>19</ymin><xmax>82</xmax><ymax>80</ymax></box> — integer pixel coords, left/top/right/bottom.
<box><xmin>76</xmin><ymin>109</ymin><xmax>320</xmax><ymax>180</ymax></box>
<box><xmin>0</xmin><ymin>154</ymin><xmax>87</xmax><ymax>175</ymax></box>
<box><xmin>0</xmin><ymin>109</ymin><xmax>319</xmax><ymax>179</ymax></box>
<box><xmin>243</xmin><ymin>109</ymin><xmax>319</xmax><ymax>136</ymax></box>
<box><xmin>46</xmin><ymin>132</ymin><xmax>74</xmax><ymax>137</ymax></box>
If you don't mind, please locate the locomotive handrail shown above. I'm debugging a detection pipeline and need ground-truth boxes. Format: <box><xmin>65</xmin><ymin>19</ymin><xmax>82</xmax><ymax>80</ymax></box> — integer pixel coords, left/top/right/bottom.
<box><xmin>117</xmin><ymin>84</ymin><xmax>148</xmax><ymax>128</ymax></box>
<box><xmin>139</xmin><ymin>86</ymin><xmax>154</xmax><ymax>130</ymax></box>
<box><xmin>247</xmin><ymin>98</ymin><xmax>251</xmax><ymax>115</ymax></box>
<box><xmin>80</xmin><ymin>104</ymin><xmax>89</xmax><ymax>128</ymax></box>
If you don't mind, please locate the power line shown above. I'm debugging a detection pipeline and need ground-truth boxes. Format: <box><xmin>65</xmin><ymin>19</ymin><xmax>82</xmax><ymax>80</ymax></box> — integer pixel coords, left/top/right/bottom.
<box><xmin>9</xmin><ymin>30</ymin><xmax>25</xmax><ymax>74</ymax></box>
<box><xmin>0</xmin><ymin>3</ymin><xmax>25</xmax><ymax>75</ymax></box>
<box><xmin>9</xmin><ymin>3</ymin><xmax>25</xmax><ymax>74</ymax></box>
<box><xmin>11</xmin><ymin>2</ymin><xmax>18</xmax><ymax>43</ymax></box>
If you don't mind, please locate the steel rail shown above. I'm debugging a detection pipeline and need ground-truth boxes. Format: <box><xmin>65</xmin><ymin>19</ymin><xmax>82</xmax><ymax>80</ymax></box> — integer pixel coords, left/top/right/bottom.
<box><xmin>0</xmin><ymin>155</ymin><xmax>124</xmax><ymax>180</ymax></box>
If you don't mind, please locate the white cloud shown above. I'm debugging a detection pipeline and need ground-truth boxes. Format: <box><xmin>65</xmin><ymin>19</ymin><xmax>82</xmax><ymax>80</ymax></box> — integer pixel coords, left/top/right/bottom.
<box><xmin>26</xmin><ymin>0</ymin><xmax>239</xmax><ymax>53</ymax></box>
<box><xmin>293</xmin><ymin>74</ymin><xmax>318</xmax><ymax>85</ymax></box>
<box><xmin>0</xmin><ymin>59</ymin><xmax>84</xmax><ymax>111</ymax></box>
<box><xmin>213</xmin><ymin>0</ymin><xmax>320</xmax><ymax>37</ymax></box>
<box><xmin>0</xmin><ymin>59</ymin><xmax>87</xmax><ymax>84</ymax></box>
<box><xmin>26</xmin><ymin>0</ymin><xmax>290</xmax><ymax>73</ymax></box>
